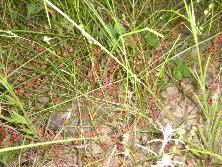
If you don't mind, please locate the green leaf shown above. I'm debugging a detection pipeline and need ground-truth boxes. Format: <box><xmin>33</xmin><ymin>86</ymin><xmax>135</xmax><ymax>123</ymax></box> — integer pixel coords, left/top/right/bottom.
<box><xmin>198</xmin><ymin>126</ymin><xmax>209</xmax><ymax>150</ymax></box>
<box><xmin>146</xmin><ymin>33</ymin><xmax>159</xmax><ymax>47</ymax></box>
<box><xmin>113</xmin><ymin>22</ymin><xmax>126</xmax><ymax>35</ymax></box>
<box><xmin>99</xmin><ymin>21</ymin><xmax>126</xmax><ymax>40</ymax></box>
<box><xmin>173</xmin><ymin>59</ymin><xmax>191</xmax><ymax>79</ymax></box>
<box><xmin>173</xmin><ymin>69</ymin><xmax>183</xmax><ymax>80</ymax></box>
<box><xmin>5</xmin><ymin>95</ymin><xmax>24</xmax><ymax>111</ymax></box>
<box><xmin>0</xmin><ymin>111</ymin><xmax>29</xmax><ymax>125</ymax></box>
<box><xmin>99</xmin><ymin>23</ymin><xmax>116</xmax><ymax>39</ymax></box>
<box><xmin>0</xmin><ymin>151</ymin><xmax>19</xmax><ymax>166</ymax></box>
<box><xmin>182</xmin><ymin>67</ymin><xmax>192</xmax><ymax>77</ymax></box>
<box><xmin>9</xmin><ymin>111</ymin><xmax>29</xmax><ymax>125</ymax></box>
<box><xmin>106</xmin><ymin>23</ymin><xmax>116</xmax><ymax>37</ymax></box>
<box><xmin>23</xmin><ymin>127</ymin><xmax>36</xmax><ymax>136</ymax></box>
<box><xmin>175</xmin><ymin>59</ymin><xmax>184</xmax><ymax>68</ymax></box>
<box><xmin>5</xmin><ymin>95</ymin><xmax>18</xmax><ymax>107</ymax></box>
<box><xmin>27</xmin><ymin>2</ymin><xmax>43</xmax><ymax>17</ymax></box>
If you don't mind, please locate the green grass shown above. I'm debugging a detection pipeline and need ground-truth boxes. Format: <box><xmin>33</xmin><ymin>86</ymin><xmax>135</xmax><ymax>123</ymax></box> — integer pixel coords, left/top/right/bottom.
<box><xmin>0</xmin><ymin>0</ymin><xmax>222</xmax><ymax>166</ymax></box>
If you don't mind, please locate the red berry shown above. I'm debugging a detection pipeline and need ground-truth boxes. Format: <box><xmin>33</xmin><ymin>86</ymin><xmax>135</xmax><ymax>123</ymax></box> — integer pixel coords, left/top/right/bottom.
<box><xmin>216</xmin><ymin>34</ymin><xmax>222</xmax><ymax>43</ymax></box>
<box><xmin>31</xmin><ymin>115</ymin><xmax>37</xmax><ymax>122</ymax></box>
<box><xmin>35</xmin><ymin>46</ymin><xmax>43</xmax><ymax>52</ymax></box>
<box><xmin>208</xmin><ymin>98</ymin><xmax>213</xmax><ymax>105</ymax></box>
<box><xmin>98</xmin><ymin>91</ymin><xmax>104</xmax><ymax>97</ymax></box>
<box><xmin>149</xmin><ymin>108</ymin><xmax>159</xmax><ymax>116</ymax></box>
<box><xmin>68</xmin><ymin>47</ymin><xmax>75</xmax><ymax>53</ymax></box>
<box><xmin>148</xmin><ymin>98</ymin><xmax>156</xmax><ymax>105</ymax></box>
<box><xmin>172</xmin><ymin>31</ymin><xmax>177</xmax><ymax>37</ymax></box>
<box><xmin>110</xmin><ymin>133</ymin><xmax>117</xmax><ymax>140</ymax></box>
<box><xmin>117</xmin><ymin>143</ymin><xmax>123</xmax><ymax>151</ymax></box>
<box><xmin>11</xmin><ymin>133</ymin><xmax>21</xmax><ymax>142</ymax></box>
<box><xmin>16</xmin><ymin>88</ymin><xmax>24</xmax><ymax>94</ymax></box>
<box><xmin>186</xmin><ymin>159</ymin><xmax>193</xmax><ymax>165</ymax></box>
<box><xmin>103</xmin><ymin>76</ymin><xmax>109</xmax><ymax>85</ymax></box>
<box><xmin>25</xmin><ymin>81</ymin><xmax>33</xmax><ymax>87</ymax></box>
<box><xmin>101</xmin><ymin>143</ymin><xmax>109</xmax><ymax>150</ymax></box>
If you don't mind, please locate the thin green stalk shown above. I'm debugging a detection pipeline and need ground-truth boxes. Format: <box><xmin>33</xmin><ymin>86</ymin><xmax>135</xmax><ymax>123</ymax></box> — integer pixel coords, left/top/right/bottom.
<box><xmin>0</xmin><ymin>137</ymin><xmax>95</xmax><ymax>153</ymax></box>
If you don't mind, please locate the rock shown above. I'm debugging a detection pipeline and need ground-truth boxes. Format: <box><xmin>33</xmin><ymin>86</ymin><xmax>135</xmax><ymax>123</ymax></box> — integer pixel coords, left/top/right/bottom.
<box><xmin>161</xmin><ymin>86</ymin><xmax>181</xmax><ymax>106</ymax></box>
<box><xmin>39</xmin><ymin>96</ymin><xmax>50</xmax><ymax>108</ymax></box>
<box><xmin>49</xmin><ymin>112</ymin><xmax>61</xmax><ymax>131</ymax></box>
<box><xmin>161</xmin><ymin>86</ymin><xmax>179</xmax><ymax>98</ymax></box>
<box><xmin>49</xmin><ymin>111</ymin><xmax>74</xmax><ymax>131</ymax></box>
<box><xmin>89</xmin><ymin>142</ymin><xmax>104</xmax><ymax>155</ymax></box>
<box><xmin>181</xmin><ymin>79</ymin><xmax>194</xmax><ymax>95</ymax></box>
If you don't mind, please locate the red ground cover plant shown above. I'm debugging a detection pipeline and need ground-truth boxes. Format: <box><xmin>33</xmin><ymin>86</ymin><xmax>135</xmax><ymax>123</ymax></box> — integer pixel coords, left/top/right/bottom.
<box><xmin>35</xmin><ymin>46</ymin><xmax>44</xmax><ymax>52</ymax></box>
<box><xmin>0</xmin><ymin>126</ymin><xmax>23</xmax><ymax>145</ymax></box>
<box><xmin>216</xmin><ymin>34</ymin><xmax>222</xmax><ymax>43</ymax></box>
<box><xmin>101</xmin><ymin>143</ymin><xmax>110</xmax><ymax>150</ymax></box>
<box><xmin>149</xmin><ymin>107</ymin><xmax>160</xmax><ymax>117</ymax></box>
<box><xmin>10</xmin><ymin>133</ymin><xmax>22</xmax><ymax>142</ymax></box>
<box><xmin>0</xmin><ymin>126</ymin><xmax>6</xmax><ymax>144</ymax></box>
